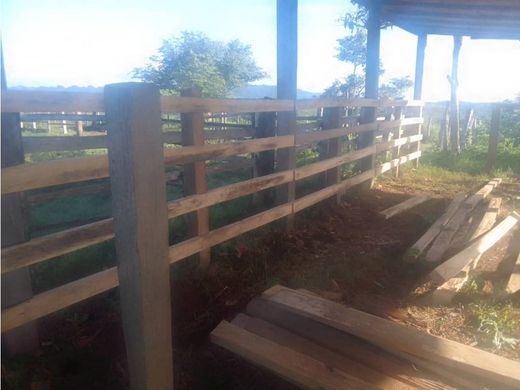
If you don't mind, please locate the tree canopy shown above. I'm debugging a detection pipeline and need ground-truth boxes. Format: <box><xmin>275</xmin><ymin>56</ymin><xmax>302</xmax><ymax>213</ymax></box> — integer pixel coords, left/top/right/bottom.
<box><xmin>133</xmin><ymin>32</ymin><xmax>265</xmax><ymax>97</ymax></box>
<box><xmin>324</xmin><ymin>4</ymin><xmax>413</xmax><ymax>99</ymax></box>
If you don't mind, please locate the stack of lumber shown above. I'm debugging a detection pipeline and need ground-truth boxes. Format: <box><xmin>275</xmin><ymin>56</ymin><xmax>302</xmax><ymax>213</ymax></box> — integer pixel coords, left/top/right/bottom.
<box><xmin>211</xmin><ymin>285</ymin><xmax>520</xmax><ymax>389</ymax></box>
<box><xmin>404</xmin><ymin>179</ymin><xmax>520</xmax><ymax>303</ymax></box>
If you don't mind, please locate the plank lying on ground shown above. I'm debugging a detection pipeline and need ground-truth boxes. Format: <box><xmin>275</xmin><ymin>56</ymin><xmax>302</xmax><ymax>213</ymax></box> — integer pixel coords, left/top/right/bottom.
<box><xmin>232</xmin><ymin>313</ymin><xmax>416</xmax><ymax>390</ymax></box>
<box><xmin>506</xmin><ymin>251</ymin><xmax>520</xmax><ymax>294</ymax></box>
<box><xmin>429</xmin><ymin>197</ymin><xmax>503</xmax><ymax>304</ymax></box>
<box><xmin>261</xmin><ymin>285</ymin><xmax>520</xmax><ymax>388</ymax></box>
<box><xmin>425</xmin><ymin>179</ymin><xmax>502</xmax><ymax>263</ymax></box>
<box><xmin>379</xmin><ymin>194</ymin><xmax>431</xmax><ymax>219</ymax></box>
<box><xmin>406</xmin><ymin>194</ymin><xmax>466</xmax><ymax>262</ymax></box>
<box><xmin>211</xmin><ymin>321</ymin><xmax>374</xmax><ymax>390</ymax></box>
<box><xmin>427</xmin><ymin>214</ymin><xmax>519</xmax><ymax>285</ymax></box>
<box><xmin>27</xmin><ymin>182</ymin><xmax>111</xmax><ymax>206</ymax></box>
<box><xmin>247</xmin><ymin>296</ymin><xmax>488</xmax><ymax>390</ymax></box>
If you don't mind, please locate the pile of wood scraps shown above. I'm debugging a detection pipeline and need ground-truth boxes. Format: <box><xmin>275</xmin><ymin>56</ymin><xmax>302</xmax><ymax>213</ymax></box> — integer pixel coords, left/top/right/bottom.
<box><xmin>405</xmin><ymin>179</ymin><xmax>520</xmax><ymax>303</ymax></box>
<box><xmin>211</xmin><ymin>285</ymin><xmax>520</xmax><ymax>389</ymax></box>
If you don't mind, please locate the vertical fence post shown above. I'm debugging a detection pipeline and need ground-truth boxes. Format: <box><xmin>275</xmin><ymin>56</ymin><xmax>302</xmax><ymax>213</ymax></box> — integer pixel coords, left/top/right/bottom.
<box><xmin>413</xmin><ymin>106</ymin><xmax>423</xmax><ymax>168</ymax></box>
<box><xmin>322</xmin><ymin>106</ymin><xmax>342</xmax><ymax>203</ymax></box>
<box><xmin>276</xmin><ymin>0</ymin><xmax>297</xmax><ymax>228</ymax></box>
<box><xmin>1</xmin><ymin>112</ymin><xmax>40</xmax><ymax>355</ymax></box>
<box><xmin>105</xmin><ymin>83</ymin><xmax>174</xmax><ymax>390</ymax></box>
<box><xmin>392</xmin><ymin>107</ymin><xmax>404</xmax><ymax>178</ymax></box>
<box><xmin>254</xmin><ymin>109</ymin><xmax>276</xmax><ymax>208</ymax></box>
<box><xmin>486</xmin><ymin>105</ymin><xmax>500</xmax><ymax>172</ymax></box>
<box><xmin>180</xmin><ymin>87</ymin><xmax>211</xmax><ymax>269</ymax></box>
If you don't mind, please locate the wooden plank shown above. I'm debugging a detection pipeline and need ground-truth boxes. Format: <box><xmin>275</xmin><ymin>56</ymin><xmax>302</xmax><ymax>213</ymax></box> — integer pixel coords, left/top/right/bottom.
<box><xmin>261</xmin><ymin>286</ymin><xmax>520</xmax><ymax>388</ymax></box>
<box><xmin>181</xmin><ymin>87</ymin><xmax>210</xmax><ymax>269</ymax></box>
<box><xmin>168</xmin><ymin>170</ymin><xmax>293</xmax><ymax>219</ymax></box>
<box><xmin>1</xmin><ymin>90</ymin><xmax>104</xmax><ymax>112</ymax></box>
<box><xmin>406</xmin><ymin>194</ymin><xmax>466</xmax><ymax>262</ymax></box>
<box><xmin>211</xmin><ymin>320</ymin><xmax>374</xmax><ymax>390</ymax></box>
<box><xmin>247</xmin><ymin>297</ymin><xmax>471</xmax><ymax>390</ymax></box>
<box><xmin>425</xmin><ymin>179</ymin><xmax>501</xmax><ymax>262</ymax></box>
<box><xmin>253</xmin><ymin>110</ymin><xmax>277</xmax><ymax>208</ymax></box>
<box><xmin>1</xmin><ymin>218</ymin><xmax>114</xmax><ymax>274</ymax></box>
<box><xmin>164</xmin><ymin>135</ymin><xmax>294</xmax><ymax>166</ymax></box>
<box><xmin>105</xmin><ymin>83</ymin><xmax>173</xmax><ymax>390</ymax></box>
<box><xmin>376</xmin><ymin>150</ymin><xmax>422</xmax><ymax>175</ymax></box>
<box><xmin>430</xmin><ymin>197</ymin><xmax>503</xmax><ymax>304</ymax></box>
<box><xmin>1</xmin><ymin>154</ymin><xmax>108</xmax><ymax>194</ymax></box>
<box><xmin>295</xmin><ymin>146</ymin><xmax>375</xmax><ymax>180</ymax></box>
<box><xmin>168</xmin><ymin>203</ymin><xmax>292</xmax><ymax>263</ymax></box>
<box><xmin>1</xmin><ymin>267</ymin><xmax>118</xmax><ymax>333</ymax></box>
<box><xmin>379</xmin><ymin>194</ymin><xmax>431</xmax><ymax>219</ymax></box>
<box><xmin>428</xmin><ymin>214</ymin><xmax>519</xmax><ymax>285</ymax></box>
<box><xmin>232</xmin><ymin>313</ymin><xmax>415</xmax><ymax>390</ymax></box>
<box><xmin>295</xmin><ymin>123</ymin><xmax>374</xmax><ymax>144</ymax></box>
<box><xmin>322</xmin><ymin>107</ymin><xmax>342</xmax><ymax>204</ymax></box>
<box><xmin>160</xmin><ymin>95</ymin><xmax>293</xmax><ymax>113</ymax></box>
<box><xmin>293</xmin><ymin>170</ymin><xmax>374</xmax><ymax>213</ymax></box>
<box><xmin>505</xmin><ymin>251</ymin><xmax>520</xmax><ymax>294</ymax></box>
<box><xmin>1</xmin><ymin>111</ymin><xmax>40</xmax><ymax>353</ymax></box>
<box><xmin>375</xmin><ymin>134</ymin><xmax>423</xmax><ymax>153</ymax></box>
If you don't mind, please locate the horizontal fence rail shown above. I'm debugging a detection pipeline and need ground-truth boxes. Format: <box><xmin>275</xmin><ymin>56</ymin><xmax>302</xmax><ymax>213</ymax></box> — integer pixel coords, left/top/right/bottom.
<box><xmin>1</xmin><ymin>90</ymin><xmax>423</xmax><ymax>332</ymax></box>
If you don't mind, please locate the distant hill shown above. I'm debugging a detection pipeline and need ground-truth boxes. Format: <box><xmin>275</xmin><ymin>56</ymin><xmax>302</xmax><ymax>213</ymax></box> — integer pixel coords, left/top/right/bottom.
<box><xmin>232</xmin><ymin>84</ymin><xmax>321</xmax><ymax>99</ymax></box>
<box><xmin>10</xmin><ymin>84</ymin><xmax>322</xmax><ymax>99</ymax></box>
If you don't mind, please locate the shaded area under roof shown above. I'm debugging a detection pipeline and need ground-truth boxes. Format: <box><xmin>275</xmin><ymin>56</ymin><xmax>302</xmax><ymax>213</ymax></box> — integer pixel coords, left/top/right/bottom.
<box><xmin>377</xmin><ymin>0</ymin><xmax>520</xmax><ymax>39</ymax></box>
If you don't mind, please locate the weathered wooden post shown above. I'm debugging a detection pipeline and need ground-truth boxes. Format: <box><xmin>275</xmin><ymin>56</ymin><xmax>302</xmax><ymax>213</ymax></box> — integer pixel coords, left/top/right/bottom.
<box><xmin>449</xmin><ymin>36</ymin><xmax>462</xmax><ymax>153</ymax></box>
<box><xmin>105</xmin><ymin>83</ymin><xmax>174</xmax><ymax>390</ymax></box>
<box><xmin>180</xmin><ymin>87</ymin><xmax>210</xmax><ymax>269</ymax></box>
<box><xmin>276</xmin><ymin>0</ymin><xmax>297</xmax><ymax>226</ymax></box>
<box><xmin>1</xmin><ymin>112</ymin><xmax>40</xmax><ymax>355</ymax></box>
<box><xmin>254</xmin><ymin>108</ymin><xmax>276</xmax><ymax>208</ymax></box>
<box><xmin>359</xmin><ymin>0</ymin><xmax>381</xmax><ymax>188</ymax></box>
<box><xmin>322</xmin><ymin>106</ymin><xmax>342</xmax><ymax>203</ymax></box>
<box><xmin>486</xmin><ymin>105</ymin><xmax>500</xmax><ymax>172</ymax></box>
<box><xmin>392</xmin><ymin>106</ymin><xmax>404</xmax><ymax>177</ymax></box>
<box><xmin>414</xmin><ymin>34</ymin><xmax>427</xmax><ymax>101</ymax></box>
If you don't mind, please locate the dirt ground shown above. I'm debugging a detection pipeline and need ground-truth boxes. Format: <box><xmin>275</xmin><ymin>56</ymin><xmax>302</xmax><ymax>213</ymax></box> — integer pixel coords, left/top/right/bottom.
<box><xmin>3</xmin><ymin>176</ymin><xmax>520</xmax><ymax>389</ymax></box>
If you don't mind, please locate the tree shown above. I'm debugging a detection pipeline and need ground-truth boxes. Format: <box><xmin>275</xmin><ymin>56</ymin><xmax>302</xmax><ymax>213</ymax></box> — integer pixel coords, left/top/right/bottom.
<box><xmin>324</xmin><ymin>4</ymin><xmax>413</xmax><ymax>100</ymax></box>
<box><xmin>133</xmin><ymin>32</ymin><xmax>265</xmax><ymax>97</ymax></box>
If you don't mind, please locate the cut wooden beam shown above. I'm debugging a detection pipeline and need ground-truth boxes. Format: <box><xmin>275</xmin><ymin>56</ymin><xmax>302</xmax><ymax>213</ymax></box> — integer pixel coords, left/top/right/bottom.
<box><xmin>232</xmin><ymin>313</ymin><xmax>416</xmax><ymax>389</ymax></box>
<box><xmin>247</xmin><ymin>296</ymin><xmax>496</xmax><ymax>390</ymax></box>
<box><xmin>505</xmin><ymin>251</ymin><xmax>520</xmax><ymax>294</ymax></box>
<box><xmin>211</xmin><ymin>320</ymin><xmax>375</xmax><ymax>390</ymax></box>
<box><xmin>406</xmin><ymin>194</ymin><xmax>466</xmax><ymax>262</ymax></box>
<box><xmin>425</xmin><ymin>179</ymin><xmax>501</xmax><ymax>262</ymax></box>
<box><xmin>429</xmin><ymin>197</ymin><xmax>503</xmax><ymax>304</ymax></box>
<box><xmin>260</xmin><ymin>285</ymin><xmax>520</xmax><ymax>388</ymax></box>
<box><xmin>428</xmin><ymin>214</ymin><xmax>519</xmax><ymax>286</ymax></box>
<box><xmin>379</xmin><ymin>194</ymin><xmax>431</xmax><ymax>219</ymax></box>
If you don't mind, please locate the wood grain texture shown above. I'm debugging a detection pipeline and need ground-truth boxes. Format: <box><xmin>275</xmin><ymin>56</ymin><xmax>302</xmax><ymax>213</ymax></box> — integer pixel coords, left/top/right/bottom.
<box><xmin>506</xmin><ymin>252</ymin><xmax>520</xmax><ymax>294</ymax></box>
<box><xmin>406</xmin><ymin>194</ymin><xmax>466</xmax><ymax>262</ymax></box>
<box><xmin>211</xmin><ymin>320</ymin><xmax>374</xmax><ymax>390</ymax></box>
<box><xmin>105</xmin><ymin>83</ymin><xmax>173</xmax><ymax>390</ymax></box>
<box><xmin>379</xmin><ymin>194</ymin><xmax>431</xmax><ymax>219</ymax></box>
<box><xmin>262</xmin><ymin>286</ymin><xmax>520</xmax><ymax>389</ymax></box>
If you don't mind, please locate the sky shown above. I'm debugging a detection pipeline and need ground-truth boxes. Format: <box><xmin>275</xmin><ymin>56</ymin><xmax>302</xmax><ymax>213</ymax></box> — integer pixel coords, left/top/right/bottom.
<box><xmin>2</xmin><ymin>0</ymin><xmax>520</xmax><ymax>102</ymax></box>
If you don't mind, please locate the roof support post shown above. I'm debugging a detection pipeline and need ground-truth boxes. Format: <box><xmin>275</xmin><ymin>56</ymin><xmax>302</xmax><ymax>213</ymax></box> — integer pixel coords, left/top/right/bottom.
<box><xmin>359</xmin><ymin>0</ymin><xmax>381</xmax><ymax>189</ymax></box>
<box><xmin>449</xmin><ymin>35</ymin><xmax>462</xmax><ymax>153</ymax></box>
<box><xmin>276</xmin><ymin>0</ymin><xmax>297</xmax><ymax>228</ymax></box>
<box><xmin>414</xmin><ymin>34</ymin><xmax>427</xmax><ymax>101</ymax></box>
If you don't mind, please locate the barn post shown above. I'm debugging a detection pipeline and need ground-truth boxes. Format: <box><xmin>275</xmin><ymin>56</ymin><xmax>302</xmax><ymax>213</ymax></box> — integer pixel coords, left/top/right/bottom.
<box><xmin>105</xmin><ymin>83</ymin><xmax>174</xmax><ymax>390</ymax></box>
<box><xmin>1</xmin><ymin>43</ymin><xmax>40</xmax><ymax>355</ymax></box>
<box><xmin>449</xmin><ymin>35</ymin><xmax>462</xmax><ymax>153</ymax></box>
<box><xmin>359</xmin><ymin>0</ymin><xmax>381</xmax><ymax>188</ymax></box>
<box><xmin>254</xmin><ymin>107</ymin><xmax>276</xmax><ymax>208</ymax></box>
<box><xmin>276</xmin><ymin>0</ymin><xmax>297</xmax><ymax>227</ymax></box>
<box><xmin>486</xmin><ymin>104</ymin><xmax>500</xmax><ymax>172</ymax></box>
<box><xmin>322</xmin><ymin>106</ymin><xmax>342</xmax><ymax>203</ymax></box>
<box><xmin>414</xmin><ymin>34</ymin><xmax>427</xmax><ymax>101</ymax></box>
<box><xmin>180</xmin><ymin>87</ymin><xmax>211</xmax><ymax>269</ymax></box>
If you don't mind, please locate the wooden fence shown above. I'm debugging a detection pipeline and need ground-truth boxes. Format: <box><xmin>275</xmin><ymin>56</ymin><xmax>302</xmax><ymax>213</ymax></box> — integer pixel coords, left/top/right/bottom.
<box><xmin>1</xmin><ymin>85</ymin><xmax>422</xmax><ymax>385</ymax></box>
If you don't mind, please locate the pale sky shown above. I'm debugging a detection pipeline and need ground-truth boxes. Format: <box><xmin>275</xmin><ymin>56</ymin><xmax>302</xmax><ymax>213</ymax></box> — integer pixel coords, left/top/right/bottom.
<box><xmin>2</xmin><ymin>0</ymin><xmax>520</xmax><ymax>102</ymax></box>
